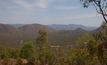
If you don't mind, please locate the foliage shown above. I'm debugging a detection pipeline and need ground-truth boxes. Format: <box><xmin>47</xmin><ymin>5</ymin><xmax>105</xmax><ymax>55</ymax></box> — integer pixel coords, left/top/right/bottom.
<box><xmin>27</xmin><ymin>56</ymin><xmax>36</xmax><ymax>65</ymax></box>
<box><xmin>36</xmin><ymin>29</ymin><xmax>48</xmax><ymax>52</ymax></box>
<box><xmin>1</xmin><ymin>29</ymin><xmax>107</xmax><ymax>65</ymax></box>
<box><xmin>0</xmin><ymin>44</ymin><xmax>9</xmax><ymax>59</ymax></box>
<box><xmin>80</xmin><ymin>0</ymin><xmax>107</xmax><ymax>64</ymax></box>
<box><xmin>16</xmin><ymin>58</ymin><xmax>23</xmax><ymax>65</ymax></box>
<box><xmin>36</xmin><ymin>29</ymin><xmax>56</xmax><ymax>65</ymax></box>
<box><xmin>38</xmin><ymin>46</ymin><xmax>56</xmax><ymax>65</ymax></box>
<box><xmin>72</xmin><ymin>48</ymin><xmax>99</xmax><ymax>65</ymax></box>
<box><xmin>101</xmin><ymin>21</ymin><xmax>107</xmax><ymax>28</ymax></box>
<box><xmin>76</xmin><ymin>34</ymin><xmax>90</xmax><ymax>48</ymax></box>
<box><xmin>20</xmin><ymin>42</ymin><xmax>36</xmax><ymax>59</ymax></box>
<box><xmin>87</xmin><ymin>38</ymin><xmax>99</xmax><ymax>56</ymax></box>
<box><xmin>93</xmin><ymin>31</ymin><xmax>107</xmax><ymax>65</ymax></box>
<box><xmin>8</xmin><ymin>48</ymin><xmax>19</xmax><ymax>59</ymax></box>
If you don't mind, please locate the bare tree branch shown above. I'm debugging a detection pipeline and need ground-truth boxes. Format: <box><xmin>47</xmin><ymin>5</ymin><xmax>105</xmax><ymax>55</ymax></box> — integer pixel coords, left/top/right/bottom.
<box><xmin>93</xmin><ymin>2</ymin><xmax>100</xmax><ymax>14</ymax></box>
<box><xmin>81</xmin><ymin>0</ymin><xmax>107</xmax><ymax>22</ymax></box>
<box><xmin>98</xmin><ymin>1</ymin><xmax>107</xmax><ymax>22</ymax></box>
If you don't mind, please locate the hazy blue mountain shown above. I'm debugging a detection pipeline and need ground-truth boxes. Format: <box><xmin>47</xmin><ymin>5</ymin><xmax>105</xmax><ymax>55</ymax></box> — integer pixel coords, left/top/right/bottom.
<box><xmin>8</xmin><ymin>24</ymin><xmax>25</xmax><ymax>28</ymax></box>
<box><xmin>9</xmin><ymin>24</ymin><xmax>97</xmax><ymax>31</ymax></box>
<box><xmin>48</xmin><ymin>24</ymin><xmax>97</xmax><ymax>31</ymax></box>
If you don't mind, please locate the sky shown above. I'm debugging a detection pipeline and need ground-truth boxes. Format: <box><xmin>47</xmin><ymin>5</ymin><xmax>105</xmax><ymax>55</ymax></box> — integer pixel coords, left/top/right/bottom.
<box><xmin>0</xmin><ymin>0</ymin><xmax>104</xmax><ymax>27</ymax></box>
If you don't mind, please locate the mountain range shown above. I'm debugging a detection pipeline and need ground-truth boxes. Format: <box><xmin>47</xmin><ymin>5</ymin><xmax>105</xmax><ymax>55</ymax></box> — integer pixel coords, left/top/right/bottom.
<box><xmin>47</xmin><ymin>24</ymin><xmax>97</xmax><ymax>31</ymax></box>
<box><xmin>0</xmin><ymin>24</ymin><xmax>97</xmax><ymax>47</ymax></box>
<box><xmin>9</xmin><ymin>24</ymin><xmax>97</xmax><ymax>31</ymax></box>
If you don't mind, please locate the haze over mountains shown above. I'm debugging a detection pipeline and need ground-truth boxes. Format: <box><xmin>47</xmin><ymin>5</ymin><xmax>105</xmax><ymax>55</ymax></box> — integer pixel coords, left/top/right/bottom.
<box><xmin>9</xmin><ymin>24</ymin><xmax>97</xmax><ymax>31</ymax></box>
<box><xmin>48</xmin><ymin>24</ymin><xmax>97</xmax><ymax>31</ymax></box>
<box><xmin>0</xmin><ymin>23</ymin><xmax>98</xmax><ymax>47</ymax></box>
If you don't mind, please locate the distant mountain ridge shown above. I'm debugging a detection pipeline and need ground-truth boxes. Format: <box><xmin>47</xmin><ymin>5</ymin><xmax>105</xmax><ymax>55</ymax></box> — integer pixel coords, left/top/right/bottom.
<box><xmin>0</xmin><ymin>23</ymin><xmax>89</xmax><ymax>47</ymax></box>
<box><xmin>8</xmin><ymin>24</ymin><xmax>25</xmax><ymax>28</ymax></box>
<box><xmin>48</xmin><ymin>24</ymin><xmax>97</xmax><ymax>31</ymax></box>
<box><xmin>0</xmin><ymin>24</ymin><xmax>22</xmax><ymax>36</ymax></box>
<box><xmin>8</xmin><ymin>24</ymin><xmax>97</xmax><ymax>31</ymax></box>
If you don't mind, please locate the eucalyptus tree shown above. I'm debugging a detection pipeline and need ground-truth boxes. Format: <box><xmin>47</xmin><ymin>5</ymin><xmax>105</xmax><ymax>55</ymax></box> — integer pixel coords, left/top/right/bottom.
<box><xmin>36</xmin><ymin>29</ymin><xmax>56</xmax><ymax>65</ymax></box>
<box><xmin>80</xmin><ymin>1</ymin><xmax>107</xmax><ymax>64</ymax></box>
<box><xmin>80</xmin><ymin>0</ymin><xmax>107</xmax><ymax>24</ymax></box>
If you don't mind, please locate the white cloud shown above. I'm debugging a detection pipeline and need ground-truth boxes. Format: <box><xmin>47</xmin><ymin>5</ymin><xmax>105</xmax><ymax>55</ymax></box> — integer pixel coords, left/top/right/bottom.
<box><xmin>35</xmin><ymin>0</ymin><xmax>69</xmax><ymax>9</ymax></box>
<box><xmin>13</xmin><ymin>0</ymin><xmax>50</xmax><ymax>9</ymax></box>
<box><xmin>2</xmin><ymin>0</ymin><xmax>48</xmax><ymax>15</ymax></box>
<box><xmin>55</xmin><ymin>6</ymin><xmax>79</xmax><ymax>10</ymax></box>
<box><xmin>13</xmin><ymin>0</ymin><xmax>32</xmax><ymax>9</ymax></box>
<box><xmin>0</xmin><ymin>0</ymin><xmax>71</xmax><ymax>11</ymax></box>
<box><xmin>36</xmin><ymin>0</ymin><xmax>49</xmax><ymax>8</ymax></box>
<box><xmin>12</xmin><ymin>0</ymin><xmax>55</xmax><ymax>9</ymax></box>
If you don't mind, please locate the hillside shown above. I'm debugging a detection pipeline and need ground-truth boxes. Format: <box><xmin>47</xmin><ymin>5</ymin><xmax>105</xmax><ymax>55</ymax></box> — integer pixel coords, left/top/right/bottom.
<box><xmin>48</xmin><ymin>28</ymin><xmax>88</xmax><ymax>45</ymax></box>
<box><xmin>19</xmin><ymin>24</ymin><xmax>55</xmax><ymax>33</ymax></box>
<box><xmin>94</xmin><ymin>27</ymin><xmax>106</xmax><ymax>31</ymax></box>
<box><xmin>0</xmin><ymin>24</ymin><xmax>89</xmax><ymax>47</ymax></box>
<box><xmin>48</xmin><ymin>24</ymin><xmax>97</xmax><ymax>31</ymax></box>
<box><xmin>0</xmin><ymin>24</ymin><xmax>22</xmax><ymax>36</ymax></box>
<box><xmin>0</xmin><ymin>24</ymin><xmax>23</xmax><ymax>46</ymax></box>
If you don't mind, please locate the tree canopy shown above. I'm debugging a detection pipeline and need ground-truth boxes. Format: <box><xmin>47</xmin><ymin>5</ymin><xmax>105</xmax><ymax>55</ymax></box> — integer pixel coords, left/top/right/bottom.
<box><xmin>20</xmin><ymin>42</ymin><xmax>36</xmax><ymax>59</ymax></box>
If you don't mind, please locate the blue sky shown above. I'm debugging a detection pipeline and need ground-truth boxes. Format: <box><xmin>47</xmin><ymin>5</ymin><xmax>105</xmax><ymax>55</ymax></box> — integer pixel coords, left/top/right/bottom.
<box><xmin>0</xmin><ymin>0</ymin><xmax>104</xmax><ymax>27</ymax></box>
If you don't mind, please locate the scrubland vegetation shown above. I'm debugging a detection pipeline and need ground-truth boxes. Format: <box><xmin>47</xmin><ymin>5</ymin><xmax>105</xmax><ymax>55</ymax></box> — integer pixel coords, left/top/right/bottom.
<box><xmin>0</xmin><ymin>28</ymin><xmax>107</xmax><ymax>65</ymax></box>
